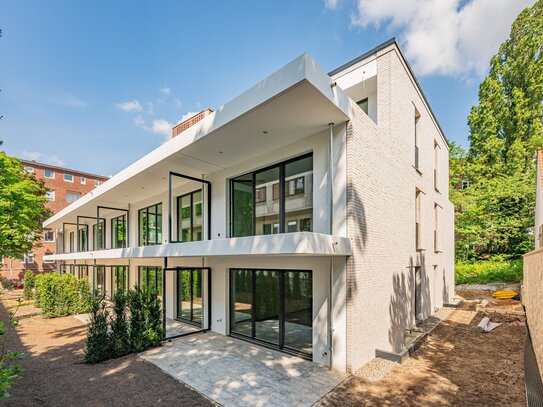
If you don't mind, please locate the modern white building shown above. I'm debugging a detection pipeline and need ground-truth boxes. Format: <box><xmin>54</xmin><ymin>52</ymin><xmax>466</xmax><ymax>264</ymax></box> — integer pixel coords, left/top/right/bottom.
<box><xmin>43</xmin><ymin>38</ymin><xmax>454</xmax><ymax>373</ymax></box>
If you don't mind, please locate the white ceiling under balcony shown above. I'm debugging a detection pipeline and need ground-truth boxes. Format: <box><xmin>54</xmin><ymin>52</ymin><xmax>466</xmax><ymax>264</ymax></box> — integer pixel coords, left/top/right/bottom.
<box><xmin>44</xmin><ymin>53</ymin><xmax>352</xmax><ymax>229</ymax></box>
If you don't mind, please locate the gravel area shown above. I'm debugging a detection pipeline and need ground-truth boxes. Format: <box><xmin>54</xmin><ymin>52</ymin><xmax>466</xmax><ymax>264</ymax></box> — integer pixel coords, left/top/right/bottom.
<box><xmin>0</xmin><ymin>291</ymin><xmax>214</xmax><ymax>407</ymax></box>
<box><xmin>353</xmin><ymin>358</ymin><xmax>397</xmax><ymax>382</ymax></box>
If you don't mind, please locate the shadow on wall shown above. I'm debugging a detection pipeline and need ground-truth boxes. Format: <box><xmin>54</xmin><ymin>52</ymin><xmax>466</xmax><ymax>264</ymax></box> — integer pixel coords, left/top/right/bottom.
<box><xmin>388</xmin><ymin>253</ymin><xmax>431</xmax><ymax>353</ymax></box>
<box><xmin>442</xmin><ymin>267</ymin><xmax>450</xmax><ymax>305</ymax></box>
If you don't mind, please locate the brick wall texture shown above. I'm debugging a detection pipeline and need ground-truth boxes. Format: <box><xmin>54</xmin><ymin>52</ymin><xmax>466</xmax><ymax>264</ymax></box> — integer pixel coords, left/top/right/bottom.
<box><xmin>523</xmin><ymin>249</ymin><xmax>543</xmax><ymax>383</ymax></box>
<box><xmin>1</xmin><ymin>161</ymin><xmax>108</xmax><ymax>281</ymax></box>
<box><xmin>345</xmin><ymin>44</ymin><xmax>455</xmax><ymax>372</ymax></box>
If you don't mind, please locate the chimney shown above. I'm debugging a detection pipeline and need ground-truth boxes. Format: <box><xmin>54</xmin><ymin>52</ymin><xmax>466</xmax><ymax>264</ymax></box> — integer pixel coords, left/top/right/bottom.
<box><xmin>171</xmin><ymin>108</ymin><xmax>214</xmax><ymax>138</ymax></box>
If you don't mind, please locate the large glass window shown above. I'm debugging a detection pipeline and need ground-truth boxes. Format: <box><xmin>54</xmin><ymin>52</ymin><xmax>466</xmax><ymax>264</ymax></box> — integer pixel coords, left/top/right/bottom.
<box><xmin>94</xmin><ymin>266</ymin><xmax>105</xmax><ymax>294</ymax></box>
<box><xmin>111</xmin><ymin>215</ymin><xmax>127</xmax><ymax>248</ymax></box>
<box><xmin>75</xmin><ymin>265</ymin><xmax>88</xmax><ymax>280</ymax></box>
<box><xmin>78</xmin><ymin>226</ymin><xmax>88</xmax><ymax>252</ymax></box>
<box><xmin>138</xmin><ymin>203</ymin><xmax>162</xmax><ymax>246</ymax></box>
<box><xmin>176</xmin><ymin>269</ymin><xmax>203</xmax><ymax>324</ymax></box>
<box><xmin>111</xmin><ymin>266</ymin><xmax>128</xmax><ymax>293</ymax></box>
<box><xmin>138</xmin><ymin>266</ymin><xmax>163</xmax><ymax>296</ymax></box>
<box><xmin>230</xmin><ymin>154</ymin><xmax>313</xmax><ymax>237</ymax></box>
<box><xmin>177</xmin><ymin>190</ymin><xmax>203</xmax><ymax>242</ymax></box>
<box><xmin>93</xmin><ymin>221</ymin><xmax>105</xmax><ymax>250</ymax></box>
<box><xmin>230</xmin><ymin>269</ymin><xmax>313</xmax><ymax>356</ymax></box>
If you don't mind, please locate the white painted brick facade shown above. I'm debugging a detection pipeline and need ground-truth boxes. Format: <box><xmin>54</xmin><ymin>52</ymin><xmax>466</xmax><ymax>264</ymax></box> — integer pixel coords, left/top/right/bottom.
<box><xmin>344</xmin><ymin>44</ymin><xmax>454</xmax><ymax>372</ymax></box>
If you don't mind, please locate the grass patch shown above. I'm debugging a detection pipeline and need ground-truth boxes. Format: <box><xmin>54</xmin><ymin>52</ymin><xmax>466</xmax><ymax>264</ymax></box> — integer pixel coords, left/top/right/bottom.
<box><xmin>455</xmin><ymin>259</ymin><xmax>523</xmax><ymax>284</ymax></box>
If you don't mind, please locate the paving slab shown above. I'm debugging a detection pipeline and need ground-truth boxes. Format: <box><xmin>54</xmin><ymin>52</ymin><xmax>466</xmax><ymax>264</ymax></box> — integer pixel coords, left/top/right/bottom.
<box><xmin>142</xmin><ymin>332</ymin><xmax>347</xmax><ymax>407</ymax></box>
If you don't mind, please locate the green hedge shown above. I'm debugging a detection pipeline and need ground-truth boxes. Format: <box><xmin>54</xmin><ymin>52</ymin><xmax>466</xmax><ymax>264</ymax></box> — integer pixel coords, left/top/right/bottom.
<box><xmin>34</xmin><ymin>273</ymin><xmax>91</xmax><ymax>317</ymax></box>
<box><xmin>23</xmin><ymin>270</ymin><xmax>36</xmax><ymax>300</ymax></box>
<box><xmin>455</xmin><ymin>259</ymin><xmax>523</xmax><ymax>284</ymax></box>
<box><xmin>85</xmin><ymin>286</ymin><xmax>165</xmax><ymax>364</ymax></box>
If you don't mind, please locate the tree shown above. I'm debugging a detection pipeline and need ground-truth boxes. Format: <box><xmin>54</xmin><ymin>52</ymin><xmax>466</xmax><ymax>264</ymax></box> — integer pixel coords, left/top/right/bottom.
<box><xmin>0</xmin><ymin>153</ymin><xmax>51</xmax><ymax>262</ymax></box>
<box><xmin>453</xmin><ymin>1</ymin><xmax>543</xmax><ymax>259</ymax></box>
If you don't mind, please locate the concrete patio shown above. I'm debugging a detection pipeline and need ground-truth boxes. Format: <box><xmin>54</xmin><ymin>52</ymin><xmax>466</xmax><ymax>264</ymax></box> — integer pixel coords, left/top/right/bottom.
<box><xmin>141</xmin><ymin>332</ymin><xmax>347</xmax><ymax>407</ymax></box>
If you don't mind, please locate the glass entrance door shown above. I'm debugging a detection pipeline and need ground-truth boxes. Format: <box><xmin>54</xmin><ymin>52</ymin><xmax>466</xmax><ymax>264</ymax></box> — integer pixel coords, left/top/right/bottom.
<box><xmin>176</xmin><ymin>269</ymin><xmax>203</xmax><ymax>325</ymax></box>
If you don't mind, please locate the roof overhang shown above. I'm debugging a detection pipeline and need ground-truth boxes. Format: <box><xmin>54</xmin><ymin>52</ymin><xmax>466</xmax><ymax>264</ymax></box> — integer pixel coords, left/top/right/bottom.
<box><xmin>43</xmin><ymin>232</ymin><xmax>352</xmax><ymax>260</ymax></box>
<box><xmin>44</xmin><ymin>53</ymin><xmax>351</xmax><ymax>229</ymax></box>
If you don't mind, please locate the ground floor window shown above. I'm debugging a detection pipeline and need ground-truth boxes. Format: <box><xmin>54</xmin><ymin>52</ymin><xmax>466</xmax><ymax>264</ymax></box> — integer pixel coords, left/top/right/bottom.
<box><xmin>94</xmin><ymin>266</ymin><xmax>106</xmax><ymax>294</ymax></box>
<box><xmin>176</xmin><ymin>268</ymin><xmax>203</xmax><ymax>325</ymax></box>
<box><xmin>74</xmin><ymin>265</ymin><xmax>88</xmax><ymax>280</ymax></box>
<box><xmin>230</xmin><ymin>268</ymin><xmax>312</xmax><ymax>356</ymax></box>
<box><xmin>138</xmin><ymin>266</ymin><xmax>163</xmax><ymax>296</ymax></box>
<box><xmin>111</xmin><ymin>266</ymin><xmax>128</xmax><ymax>293</ymax></box>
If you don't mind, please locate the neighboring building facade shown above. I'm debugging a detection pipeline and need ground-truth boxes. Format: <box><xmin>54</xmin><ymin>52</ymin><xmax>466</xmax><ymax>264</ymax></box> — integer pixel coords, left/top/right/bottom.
<box><xmin>43</xmin><ymin>39</ymin><xmax>454</xmax><ymax>373</ymax></box>
<box><xmin>0</xmin><ymin>161</ymin><xmax>108</xmax><ymax>281</ymax></box>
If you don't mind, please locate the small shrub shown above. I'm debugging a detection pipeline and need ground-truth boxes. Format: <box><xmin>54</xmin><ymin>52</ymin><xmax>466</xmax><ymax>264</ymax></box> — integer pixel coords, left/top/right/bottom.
<box><xmin>34</xmin><ymin>273</ymin><xmax>91</xmax><ymax>317</ymax></box>
<box><xmin>144</xmin><ymin>290</ymin><xmax>165</xmax><ymax>347</ymax></box>
<box><xmin>128</xmin><ymin>287</ymin><xmax>148</xmax><ymax>353</ymax></box>
<box><xmin>84</xmin><ymin>292</ymin><xmax>110</xmax><ymax>364</ymax></box>
<box><xmin>455</xmin><ymin>259</ymin><xmax>523</xmax><ymax>284</ymax></box>
<box><xmin>109</xmin><ymin>289</ymin><xmax>130</xmax><ymax>359</ymax></box>
<box><xmin>22</xmin><ymin>271</ymin><xmax>35</xmax><ymax>300</ymax></box>
<box><xmin>0</xmin><ymin>296</ymin><xmax>24</xmax><ymax>399</ymax></box>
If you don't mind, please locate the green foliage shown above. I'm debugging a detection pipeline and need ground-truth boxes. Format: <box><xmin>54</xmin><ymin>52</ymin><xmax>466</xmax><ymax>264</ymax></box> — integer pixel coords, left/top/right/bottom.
<box><xmin>451</xmin><ymin>1</ymin><xmax>543</xmax><ymax>260</ymax></box>
<box><xmin>34</xmin><ymin>273</ymin><xmax>91</xmax><ymax>318</ymax></box>
<box><xmin>22</xmin><ymin>271</ymin><xmax>36</xmax><ymax>300</ymax></box>
<box><xmin>109</xmin><ymin>289</ymin><xmax>130</xmax><ymax>359</ymax></box>
<box><xmin>0</xmin><ymin>296</ymin><xmax>24</xmax><ymax>399</ymax></box>
<box><xmin>84</xmin><ymin>286</ymin><xmax>165</xmax><ymax>364</ymax></box>
<box><xmin>84</xmin><ymin>292</ymin><xmax>110</xmax><ymax>364</ymax></box>
<box><xmin>0</xmin><ymin>152</ymin><xmax>51</xmax><ymax>260</ymax></box>
<box><xmin>455</xmin><ymin>259</ymin><xmax>523</xmax><ymax>284</ymax></box>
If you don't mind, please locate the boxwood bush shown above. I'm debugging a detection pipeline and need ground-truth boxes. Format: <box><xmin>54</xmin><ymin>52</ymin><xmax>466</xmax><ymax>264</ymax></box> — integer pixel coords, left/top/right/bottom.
<box><xmin>455</xmin><ymin>258</ymin><xmax>523</xmax><ymax>284</ymax></box>
<box><xmin>34</xmin><ymin>273</ymin><xmax>91</xmax><ymax>317</ymax></box>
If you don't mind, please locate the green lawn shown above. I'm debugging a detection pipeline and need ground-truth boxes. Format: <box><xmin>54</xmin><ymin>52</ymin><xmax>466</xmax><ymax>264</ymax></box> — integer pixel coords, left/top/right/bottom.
<box><xmin>455</xmin><ymin>259</ymin><xmax>523</xmax><ymax>284</ymax></box>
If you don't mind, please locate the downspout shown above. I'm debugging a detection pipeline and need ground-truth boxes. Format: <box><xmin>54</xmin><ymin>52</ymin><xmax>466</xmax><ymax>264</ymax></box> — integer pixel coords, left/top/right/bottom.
<box><xmin>328</xmin><ymin>122</ymin><xmax>334</xmax><ymax>370</ymax></box>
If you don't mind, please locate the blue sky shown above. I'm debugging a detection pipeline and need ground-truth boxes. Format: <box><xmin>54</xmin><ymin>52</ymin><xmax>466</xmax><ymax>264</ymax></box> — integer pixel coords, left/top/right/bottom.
<box><xmin>1</xmin><ymin>0</ymin><xmax>533</xmax><ymax>176</ymax></box>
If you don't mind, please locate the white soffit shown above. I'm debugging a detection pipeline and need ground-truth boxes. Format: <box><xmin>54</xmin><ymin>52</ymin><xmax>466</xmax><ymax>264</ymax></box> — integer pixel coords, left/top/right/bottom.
<box><xmin>334</xmin><ymin>60</ymin><xmax>377</xmax><ymax>90</ymax></box>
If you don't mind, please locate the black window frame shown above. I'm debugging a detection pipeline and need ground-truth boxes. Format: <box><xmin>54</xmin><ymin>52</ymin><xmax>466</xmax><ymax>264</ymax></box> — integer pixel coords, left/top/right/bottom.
<box><xmin>230</xmin><ymin>152</ymin><xmax>313</xmax><ymax>237</ymax></box>
<box><xmin>93</xmin><ymin>265</ymin><xmax>106</xmax><ymax>294</ymax></box>
<box><xmin>229</xmin><ymin>268</ymin><xmax>313</xmax><ymax>358</ymax></box>
<box><xmin>111</xmin><ymin>265</ymin><xmax>128</xmax><ymax>293</ymax></box>
<box><xmin>111</xmin><ymin>214</ymin><xmax>127</xmax><ymax>249</ymax></box>
<box><xmin>138</xmin><ymin>203</ymin><xmax>162</xmax><ymax>246</ymax></box>
<box><xmin>138</xmin><ymin>266</ymin><xmax>163</xmax><ymax>296</ymax></box>
<box><xmin>176</xmin><ymin>189</ymin><xmax>203</xmax><ymax>242</ymax></box>
<box><xmin>92</xmin><ymin>220</ymin><xmax>106</xmax><ymax>250</ymax></box>
<box><xmin>356</xmin><ymin>97</ymin><xmax>369</xmax><ymax>114</ymax></box>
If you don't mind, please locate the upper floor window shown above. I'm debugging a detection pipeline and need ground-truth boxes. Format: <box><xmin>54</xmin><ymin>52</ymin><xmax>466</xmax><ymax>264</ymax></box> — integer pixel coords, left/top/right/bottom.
<box><xmin>26</xmin><ymin>166</ymin><xmax>34</xmax><ymax>174</ymax></box>
<box><xmin>434</xmin><ymin>203</ymin><xmax>441</xmax><ymax>252</ymax></box>
<box><xmin>80</xmin><ymin>177</ymin><xmax>86</xmax><ymax>185</ymax></box>
<box><xmin>414</xmin><ymin>109</ymin><xmax>421</xmax><ymax>170</ymax></box>
<box><xmin>461</xmin><ymin>180</ymin><xmax>472</xmax><ymax>190</ymax></box>
<box><xmin>64</xmin><ymin>173</ymin><xmax>74</xmax><ymax>182</ymax></box>
<box><xmin>66</xmin><ymin>191</ymin><xmax>81</xmax><ymax>204</ymax></box>
<box><xmin>434</xmin><ymin>141</ymin><xmax>440</xmax><ymax>191</ymax></box>
<box><xmin>93</xmin><ymin>221</ymin><xmax>105</xmax><ymax>250</ymax></box>
<box><xmin>416</xmin><ymin>189</ymin><xmax>423</xmax><ymax>251</ymax></box>
<box><xmin>231</xmin><ymin>154</ymin><xmax>313</xmax><ymax>237</ymax></box>
<box><xmin>78</xmin><ymin>226</ymin><xmax>88</xmax><ymax>252</ymax></box>
<box><xmin>177</xmin><ymin>190</ymin><xmax>203</xmax><ymax>242</ymax></box>
<box><xmin>94</xmin><ymin>180</ymin><xmax>100</xmax><ymax>187</ymax></box>
<box><xmin>44</xmin><ymin>230</ymin><xmax>54</xmax><ymax>242</ymax></box>
<box><xmin>357</xmin><ymin>98</ymin><xmax>369</xmax><ymax>115</ymax></box>
<box><xmin>139</xmin><ymin>203</ymin><xmax>162</xmax><ymax>246</ymax></box>
<box><xmin>46</xmin><ymin>190</ymin><xmax>56</xmax><ymax>201</ymax></box>
<box><xmin>23</xmin><ymin>253</ymin><xmax>35</xmax><ymax>263</ymax></box>
<box><xmin>111</xmin><ymin>215</ymin><xmax>127</xmax><ymax>248</ymax></box>
<box><xmin>44</xmin><ymin>170</ymin><xmax>55</xmax><ymax>179</ymax></box>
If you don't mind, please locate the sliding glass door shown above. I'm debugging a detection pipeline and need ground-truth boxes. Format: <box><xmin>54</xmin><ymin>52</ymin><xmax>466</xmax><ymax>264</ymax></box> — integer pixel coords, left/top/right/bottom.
<box><xmin>176</xmin><ymin>269</ymin><xmax>203</xmax><ymax>325</ymax></box>
<box><xmin>230</xmin><ymin>269</ymin><xmax>312</xmax><ymax>356</ymax></box>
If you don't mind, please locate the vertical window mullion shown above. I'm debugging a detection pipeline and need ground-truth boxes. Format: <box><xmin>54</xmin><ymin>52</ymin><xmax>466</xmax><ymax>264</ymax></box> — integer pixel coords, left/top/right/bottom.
<box><xmin>251</xmin><ymin>270</ymin><xmax>256</xmax><ymax>339</ymax></box>
<box><xmin>279</xmin><ymin>272</ymin><xmax>285</xmax><ymax>349</ymax></box>
<box><xmin>252</xmin><ymin>172</ymin><xmax>256</xmax><ymax>236</ymax></box>
<box><xmin>190</xmin><ymin>193</ymin><xmax>194</xmax><ymax>242</ymax></box>
<box><xmin>279</xmin><ymin>164</ymin><xmax>285</xmax><ymax>233</ymax></box>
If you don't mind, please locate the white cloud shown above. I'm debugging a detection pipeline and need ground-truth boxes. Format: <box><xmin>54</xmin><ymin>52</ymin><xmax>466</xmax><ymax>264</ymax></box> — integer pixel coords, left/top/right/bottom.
<box><xmin>21</xmin><ymin>151</ymin><xmax>65</xmax><ymax>166</ymax></box>
<box><xmin>116</xmin><ymin>99</ymin><xmax>143</xmax><ymax>112</ymax></box>
<box><xmin>133</xmin><ymin>115</ymin><xmax>145</xmax><ymax>126</ymax></box>
<box><xmin>159</xmin><ymin>87</ymin><xmax>171</xmax><ymax>94</ymax></box>
<box><xmin>352</xmin><ymin>0</ymin><xmax>534</xmax><ymax>77</ymax></box>
<box><xmin>325</xmin><ymin>0</ymin><xmax>339</xmax><ymax>9</ymax></box>
<box><xmin>149</xmin><ymin>119</ymin><xmax>172</xmax><ymax>141</ymax></box>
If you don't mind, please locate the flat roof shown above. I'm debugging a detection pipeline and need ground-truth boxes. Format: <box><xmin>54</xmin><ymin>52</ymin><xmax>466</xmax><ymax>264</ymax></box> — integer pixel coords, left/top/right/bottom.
<box><xmin>20</xmin><ymin>159</ymin><xmax>109</xmax><ymax>180</ymax></box>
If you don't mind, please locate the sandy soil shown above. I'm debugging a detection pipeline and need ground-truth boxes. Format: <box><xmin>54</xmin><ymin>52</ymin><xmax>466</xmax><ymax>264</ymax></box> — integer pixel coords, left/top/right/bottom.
<box><xmin>457</xmin><ymin>284</ymin><xmax>524</xmax><ymax>313</ymax></box>
<box><xmin>0</xmin><ymin>291</ymin><xmax>214</xmax><ymax>407</ymax></box>
<box><xmin>317</xmin><ymin>301</ymin><xmax>527</xmax><ymax>407</ymax></box>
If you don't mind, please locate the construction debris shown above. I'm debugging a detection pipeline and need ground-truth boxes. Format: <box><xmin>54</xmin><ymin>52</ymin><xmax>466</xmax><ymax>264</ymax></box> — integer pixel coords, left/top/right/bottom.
<box><xmin>477</xmin><ymin>316</ymin><xmax>502</xmax><ymax>332</ymax></box>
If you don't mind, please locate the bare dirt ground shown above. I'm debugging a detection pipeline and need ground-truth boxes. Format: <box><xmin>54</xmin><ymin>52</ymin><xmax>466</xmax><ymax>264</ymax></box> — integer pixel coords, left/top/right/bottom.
<box><xmin>0</xmin><ymin>291</ymin><xmax>214</xmax><ymax>407</ymax></box>
<box><xmin>456</xmin><ymin>283</ymin><xmax>524</xmax><ymax>313</ymax></box>
<box><xmin>317</xmin><ymin>301</ymin><xmax>527</xmax><ymax>407</ymax></box>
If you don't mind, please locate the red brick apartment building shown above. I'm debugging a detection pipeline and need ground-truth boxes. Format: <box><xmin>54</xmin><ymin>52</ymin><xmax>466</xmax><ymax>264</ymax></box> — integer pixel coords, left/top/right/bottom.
<box><xmin>0</xmin><ymin>160</ymin><xmax>109</xmax><ymax>281</ymax></box>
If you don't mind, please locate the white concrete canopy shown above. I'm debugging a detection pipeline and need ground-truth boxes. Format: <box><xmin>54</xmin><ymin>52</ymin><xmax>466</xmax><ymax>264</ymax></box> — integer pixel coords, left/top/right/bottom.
<box><xmin>43</xmin><ymin>53</ymin><xmax>351</xmax><ymax>229</ymax></box>
<box><xmin>44</xmin><ymin>232</ymin><xmax>351</xmax><ymax>261</ymax></box>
